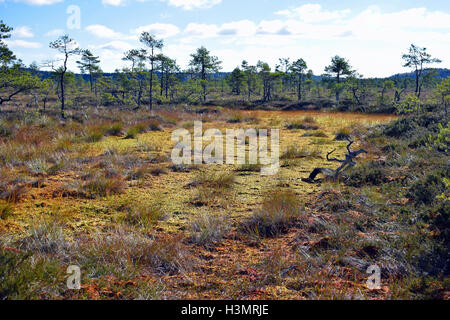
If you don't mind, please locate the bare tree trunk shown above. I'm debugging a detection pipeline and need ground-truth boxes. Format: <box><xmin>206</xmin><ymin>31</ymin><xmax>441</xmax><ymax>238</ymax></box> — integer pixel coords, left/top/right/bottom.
<box><xmin>60</xmin><ymin>72</ymin><xmax>65</xmax><ymax>118</ymax></box>
<box><xmin>335</xmin><ymin>73</ymin><xmax>340</xmax><ymax>102</ymax></box>
<box><xmin>202</xmin><ymin>61</ymin><xmax>206</xmax><ymax>102</ymax></box>
<box><xmin>297</xmin><ymin>74</ymin><xmax>302</xmax><ymax>101</ymax></box>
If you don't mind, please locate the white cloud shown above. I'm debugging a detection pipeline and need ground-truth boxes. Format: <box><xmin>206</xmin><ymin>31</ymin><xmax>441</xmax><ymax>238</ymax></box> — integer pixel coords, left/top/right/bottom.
<box><xmin>7</xmin><ymin>3</ymin><xmax>448</xmax><ymax>77</ymax></box>
<box><xmin>218</xmin><ymin>20</ymin><xmax>256</xmax><ymax>36</ymax></box>
<box><xmin>107</xmin><ymin>0</ymin><xmax>221</xmax><ymax>10</ymax></box>
<box><xmin>93</xmin><ymin>40</ymin><xmax>134</xmax><ymax>51</ymax></box>
<box><xmin>275</xmin><ymin>4</ymin><xmax>350</xmax><ymax>23</ymax></box>
<box><xmin>102</xmin><ymin>0</ymin><xmax>127</xmax><ymax>6</ymax></box>
<box><xmin>134</xmin><ymin>23</ymin><xmax>180</xmax><ymax>38</ymax></box>
<box><xmin>12</xmin><ymin>0</ymin><xmax>63</xmax><ymax>5</ymax></box>
<box><xmin>12</xmin><ymin>26</ymin><xmax>34</xmax><ymax>38</ymax></box>
<box><xmin>164</xmin><ymin>43</ymin><xmax>196</xmax><ymax>66</ymax></box>
<box><xmin>183</xmin><ymin>20</ymin><xmax>257</xmax><ymax>39</ymax></box>
<box><xmin>184</xmin><ymin>23</ymin><xmax>219</xmax><ymax>38</ymax></box>
<box><xmin>44</xmin><ymin>29</ymin><xmax>65</xmax><ymax>37</ymax></box>
<box><xmin>85</xmin><ymin>24</ymin><xmax>125</xmax><ymax>39</ymax></box>
<box><xmin>5</xmin><ymin>39</ymin><xmax>42</xmax><ymax>48</ymax></box>
<box><xmin>164</xmin><ymin>0</ymin><xmax>221</xmax><ymax>10</ymax></box>
<box><xmin>174</xmin><ymin>5</ymin><xmax>449</xmax><ymax>77</ymax></box>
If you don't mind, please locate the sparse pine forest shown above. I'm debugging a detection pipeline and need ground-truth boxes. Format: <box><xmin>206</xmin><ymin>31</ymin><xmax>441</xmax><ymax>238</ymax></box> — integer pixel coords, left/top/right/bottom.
<box><xmin>0</xmin><ymin>19</ymin><xmax>449</xmax><ymax>300</ymax></box>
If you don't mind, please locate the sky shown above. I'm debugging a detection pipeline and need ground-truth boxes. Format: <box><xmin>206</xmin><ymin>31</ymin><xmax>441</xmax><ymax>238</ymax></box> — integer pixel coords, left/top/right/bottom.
<box><xmin>0</xmin><ymin>0</ymin><xmax>449</xmax><ymax>77</ymax></box>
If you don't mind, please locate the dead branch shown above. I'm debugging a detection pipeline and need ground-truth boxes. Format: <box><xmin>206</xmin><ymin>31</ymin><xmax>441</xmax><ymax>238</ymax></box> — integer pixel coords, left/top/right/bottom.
<box><xmin>302</xmin><ymin>137</ymin><xmax>367</xmax><ymax>183</ymax></box>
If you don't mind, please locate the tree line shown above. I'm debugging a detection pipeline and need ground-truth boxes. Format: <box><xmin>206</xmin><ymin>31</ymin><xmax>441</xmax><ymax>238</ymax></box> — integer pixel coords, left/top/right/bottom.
<box><xmin>0</xmin><ymin>20</ymin><xmax>448</xmax><ymax>118</ymax></box>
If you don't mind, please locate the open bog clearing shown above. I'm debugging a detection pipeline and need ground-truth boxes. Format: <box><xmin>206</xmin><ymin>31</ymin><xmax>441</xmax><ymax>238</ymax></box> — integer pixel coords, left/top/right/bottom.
<box><xmin>0</xmin><ymin>108</ymin><xmax>402</xmax><ymax>299</ymax></box>
<box><xmin>1</xmin><ymin>110</ymin><xmax>396</xmax><ymax>235</ymax></box>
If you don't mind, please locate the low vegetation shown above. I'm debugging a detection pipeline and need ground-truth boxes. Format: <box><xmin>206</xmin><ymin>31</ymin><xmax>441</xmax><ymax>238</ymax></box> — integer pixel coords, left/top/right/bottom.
<box><xmin>0</xmin><ymin>18</ymin><xmax>448</xmax><ymax>299</ymax></box>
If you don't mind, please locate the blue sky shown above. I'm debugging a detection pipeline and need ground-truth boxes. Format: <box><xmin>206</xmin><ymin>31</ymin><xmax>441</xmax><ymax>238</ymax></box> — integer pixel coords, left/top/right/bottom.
<box><xmin>1</xmin><ymin>0</ymin><xmax>449</xmax><ymax>77</ymax></box>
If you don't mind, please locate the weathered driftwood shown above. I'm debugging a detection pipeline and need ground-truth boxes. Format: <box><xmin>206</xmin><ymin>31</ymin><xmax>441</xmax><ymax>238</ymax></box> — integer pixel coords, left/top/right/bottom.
<box><xmin>302</xmin><ymin>138</ymin><xmax>367</xmax><ymax>183</ymax></box>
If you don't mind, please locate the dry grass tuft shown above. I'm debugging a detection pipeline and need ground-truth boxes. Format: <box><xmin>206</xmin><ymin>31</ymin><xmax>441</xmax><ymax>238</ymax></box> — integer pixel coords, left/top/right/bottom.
<box><xmin>189</xmin><ymin>212</ymin><xmax>230</xmax><ymax>247</ymax></box>
<box><xmin>0</xmin><ymin>201</ymin><xmax>14</xmax><ymax>220</ymax></box>
<box><xmin>120</xmin><ymin>198</ymin><xmax>165</xmax><ymax>228</ymax></box>
<box><xmin>242</xmin><ymin>190</ymin><xmax>304</xmax><ymax>238</ymax></box>
<box><xmin>80</xmin><ymin>169</ymin><xmax>127</xmax><ymax>198</ymax></box>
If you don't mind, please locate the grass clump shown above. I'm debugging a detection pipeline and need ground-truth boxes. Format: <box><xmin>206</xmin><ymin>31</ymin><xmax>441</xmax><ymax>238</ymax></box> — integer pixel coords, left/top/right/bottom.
<box><xmin>191</xmin><ymin>171</ymin><xmax>235</xmax><ymax>190</ymax></box>
<box><xmin>227</xmin><ymin>113</ymin><xmax>243</xmax><ymax>123</ymax></box>
<box><xmin>334</xmin><ymin>127</ymin><xmax>351</xmax><ymax>140</ymax></box>
<box><xmin>281</xmin><ymin>146</ymin><xmax>321</xmax><ymax>160</ymax></box>
<box><xmin>85</xmin><ymin>125</ymin><xmax>108</xmax><ymax>142</ymax></box>
<box><xmin>81</xmin><ymin>170</ymin><xmax>127</xmax><ymax>198</ymax></box>
<box><xmin>80</xmin><ymin>226</ymin><xmax>189</xmax><ymax>276</ymax></box>
<box><xmin>125</xmin><ymin>123</ymin><xmax>149</xmax><ymax>139</ymax></box>
<box><xmin>0</xmin><ymin>201</ymin><xmax>14</xmax><ymax>220</ymax></box>
<box><xmin>302</xmin><ymin>131</ymin><xmax>328</xmax><ymax>138</ymax></box>
<box><xmin>286</xmin><ymin>120</ymin><xmax>319</xmax><ymax>130</ymax></box>
<box><xmin>189</xmin><ymin>212</ymin><xmax>230</xmax><ymax>247</ymax></box>
<box><xmin>242</xmin><ymin>190</ymin><xmax>304</xmax><ymax>238</ymax></box>
<box><xmin>150</xmin><ymin>166</ymin><xmax>167</xmax><ymax>176</ymax></box>
<box><xmin>189</xmin><ymin>171</ymin><xmax>235</xmax><ymax>207</ymax></box>
<box><xmin>146</xmin><ymin>120</ymin><xmax>162</xmax><ymax>131</ymax></box>
<box><xmin>17</xmin><ymin>220</ymin><xmax>70</xmax><ymax>255</ymax></box>
<box><xmin>105</xmin><ymin>122</ymin><xmax>124</xmax><ymax>136</ymax></box>
<box><xmin>235</xmin><ymin>162</ymin><xmax>262</xmax><ymax>173</ymax></box>
<box><xmin>121</xmin><ymin>198</ymin><xmax>165</xmax><ymax>228</ymax></box>
<box><xmin>27</xmin><ymin>159</ymin><xmax>49</xmax><ymax>175</ymax></box>
<box><xmin>0</xmin><ymin>122</ymin><xmax>13</xmax><ymax>138</ymax></box>
<box><xmin>302</xmin><ymin>116</ymin><xmax>317</xmax><ymax>123</ymax></box>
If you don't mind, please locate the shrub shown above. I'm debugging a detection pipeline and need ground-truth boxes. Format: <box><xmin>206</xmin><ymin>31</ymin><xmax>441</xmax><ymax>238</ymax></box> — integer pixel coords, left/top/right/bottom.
<box><xmin>383</xmin><ymin>116</ymin><xmax>418</xmax><ymax>138</ymax></box>
<box><xmin>0</xmin><ymin>201</ymin><xmax>13</xmax><ymax>220</ymax></box>
<box><xmin>407</xmin><ymin>171</ymin><xmax>446</xmax><ymax>205</ymax></box>
<box><xmin>427</xmin><ymin>123</ymin><xmax>449</xmax><ymax>153</ymax></box>
<box><xmin>432</xmin><ymin>201</ymin><xmax>450</xmax><ymax>243</ymax></box>
<box><xmin>395</xmin><ymin>94</ymin><xmax>422</xmax><ymax>115</ymax></box>
<box><xmin>346</xmin><ymin>163</ymin><xmax>388</xmax><ymax>187</ymax></box>
<box><xmin>0</xmin><ymin>247</ymin><xmax>64</xmax><ymax>300</ymax></box>
<box><xmin>242</xmin><ymin>190</ymin><xmax>304</xmax><ymax>238</ymax></box>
